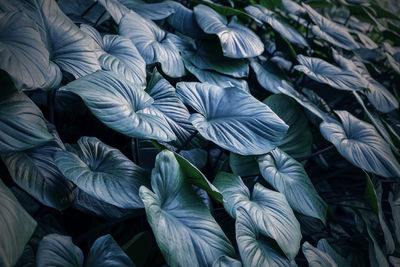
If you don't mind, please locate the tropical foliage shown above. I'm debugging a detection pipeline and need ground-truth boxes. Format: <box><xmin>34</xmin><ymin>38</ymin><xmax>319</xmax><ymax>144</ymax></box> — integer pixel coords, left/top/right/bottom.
<box><xmin>0</xmin><ymin>0</ymin><xmax>400</xmax><ymax>266</ymax></box>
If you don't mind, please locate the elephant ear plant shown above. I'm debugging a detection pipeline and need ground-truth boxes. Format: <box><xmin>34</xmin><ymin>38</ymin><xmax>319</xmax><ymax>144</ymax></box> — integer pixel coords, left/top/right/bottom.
<box><xmin>1</xmin><ymin>0</ymin><xmax>400</xmax><ymax>266</ymax></box>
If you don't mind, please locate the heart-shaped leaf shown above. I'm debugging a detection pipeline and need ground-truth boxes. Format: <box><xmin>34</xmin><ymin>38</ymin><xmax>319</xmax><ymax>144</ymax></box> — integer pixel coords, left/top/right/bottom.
<box><xmin>294</xmin><ymin>55</ymin><xmax>367</xmax><ymax>91</ymax></box>
<box><xmin>0</xmin><ymin>93</ymin><xmax>52</xmax><ymax>153</ymax></box>
<box><xmin>139</xmin><ymin>150</ymin><xmax>235</xmax><ymax>267</ymax></box>
<box><xmin>302</xmin><ymin>3</ymin><xmax>359</xmax><ymax>50</ymax></box>
<box><xmin>194</xmin><ymin>4</ymin><xmax>264</xmax><ymax>58</ymax></box>
<box><xmin>250</xmin><ymin>60</ymin><xmax>284</xmax><ymax>94</ymax></box>
<box><xmin>264</xmin><ymin>94</ymin><xmax>313</xmax><ymax>159</ymax></box>
<box><xmin>320</xmin><ymin>110</ymin><xmax>400</xmax><ymax>178</ymax></box>
<box><xmin>0</xmin><ymin>11</ymin><xmax>61</xmax><ymax>90</ymax></box>
<box><xmin>213</xmin><ymin>172</ymin><xmax>302</xmax><ymax>259</ymax></box>
<box><xmin>176</xmin><ymin>82</ymin><xmax>288</xmax><ymax>155</ymax></box>
<box><xmin>0</xmin><ymin>179</ymin><xmax>37</xmax><ymax>267</ymax></box>
<box><xmin>81</xmin><ymin>24</ymin><xmax>146</xmax><ymax>86</ymax></box>
<box><xmin>317</xmin><ymin>239</ymin><xmax>350</xmax><ymax>267</ymax></box>
<box><xmin>302</xmin><ymin>241</ymin><xmax>338</xmax><ymax>267</ymax></box>
<box><xmin>98</xmin><ymin>0</ymin><xmax>185</xmax><ymax>78</ymax></box>
<box><xmin>245</xmin><ymin>5</ymin><xmax>308</xmax><ymax>47</ymax></box>
<box><xmin>61</xmin><ymin>70</ymin><xmax>176</xmax><ymax>142</ymax></box>
<box><xmin>85</xmin><ymin>235</ymin><xmax>135</xmax><ymax>266</ymax></box>
<box><xmin>236</xmin><ymin>207</ymin><xmax>295</xmax><ymax>267</ymax></box>
<box><xmin>2</xmin><ymin>124</ymin><xmax>76</xmax><ymax>210</ymax></box>
<box><xmin>54</xmin><ymin>137</ymin><xmax>149</xmax><ymax>209</ymax></box>
<box><xmin>258</xmin><ymin>148</ymin><xmax>327</xmax><ymax>224</ymax></box>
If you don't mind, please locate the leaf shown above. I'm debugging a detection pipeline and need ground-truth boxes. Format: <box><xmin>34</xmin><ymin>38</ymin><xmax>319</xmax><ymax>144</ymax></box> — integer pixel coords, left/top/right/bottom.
<box><xmin>54</xmin><ymin>137</ymin><xmax>149</xmax><ymax>209</ymax></box>
<box><xmin>294</xmin><ymin>55</ymin><xmax>367</xmax><ymax>91</ymax></box>
<box><xmin>264</xmin><ymin>94</ymin><xmax>313</xmax><ymax>159</ymax></box>
<box><xmin>122</xmin><ymin>231</ymin><xmax>152</xmax><ymax>267</ymax></box>
<box><xmin>85</xmin><ymin>235</ymin><xmax>135</xmax><ymax>267</ymax></box>
<box><xmin>1</xmin><ymin>124</ymin><xmax>76</xmax><ymax>210</ymax></box>
<box><xmin>143</xmin><ymin>68</ymin><xmax>199</xmax><ymax>147</ymax></box>
<box><xmin>250</xmin><ymin>60</ymin><xmax>284</xmax><ymax>94</ymax></box>
<box><xmin>235</xmin><ymin>207</ymin><xmax>295</xmax><ymax>267</ymax></box>
<box><xmin>213</xmin><ymin>172</ymin><xmax>302</xmax><ymax>259</ymax></box>
<box><xmin>98</xmin><ymin>0</ymin><xmax>185</xmax><ymax>78</ymax></box>
<box><xmin>317</xmin><ymin>239</ymin><xmax>349</xmax><ymax>267</ymax></box>
<box><xmin>0</xmin><ymin>93</ymin><xmax>52</xmax><ymax>153</ymax></box>
<box><xmin>229</xmin><ymin>153</ymin><xmax>259</xmax><ymax>177</ymax></box>
<box><xmin>0</xmin><ymin>179</ymin><xmax>37</xmax><ymax>267</ymax></box>
<box><xmin>176</xmin><ymin>82</ymin><xmax>289</xmax><ymax>155</ymax></box>
<box><xmin>58</xmin><ymin>0</ymin><xmax>109</xmax><ymax>25</ymax></box>
<box><xmin>386</xmin><ymin>52</ymin><xmax>400</xmax><ymax>75</ymax></box>
<box><xmin>302</xmin><ymin>3</ymin><xmax>359</xmax><ymax>50</ymax></box>
<box><xmin>212</xmin><ymin>255</ymin><xmax>242</xmax><ymax>267</ymax></box>
<box><xmin>194</xmin><ymin>4</ymin><xmax>264</xmax><ymax>58</ymax></box>
<box><xmin>81</xmin><ymin>24</ymin><xmax>146</xmax><ymax>86</ymax></box>
<box><xmin>15</xmin><ymin>244</ymin><xmax>35</xmax><ymax>267</ymax></box>
<box><xmin>179</xmin><ymin>149</ymin><xmax>208</xmax><ymax>170</ymax></box>
<box><xmin>183</xmin><ymin>59</ymin><xmax>250</xmax><ymax>92</ymax></box>
<box><xmin>389</xmin><ymin>184</ymin><xmax>400</xmax><ymax>244</ymax></box>
<box><xmin>185</xmin><ymin>41</ymin><xmax>249</xmax><ymax>78</ymax></box>
<box><xmin>36</xmin><ymin>234</ymin><xmax>83</xmax><ymax>267</ymax></box>
<box><xmin>60</xmin><ymin>70</ymin><xmax>176</xmax><ymax>142</ymax></box>
<box><xmin>245</xmin><ymin>5</ymin><xmax>308</xmax><ymax>47</ymax></box>
<box><xmin>319</xmin><ymin>110</ymin><xmax>400</xmax><ymax>178</ymax></box>
<box><xmin>139</xmin><ymin>150</ymin><xmax>235</xmax><ymax>267</ymax></box>
<box><xmin>258</xmin><ymin>148</ymin><xmax>327</xmax><ymax>224</ymax></box>
<box><xmin>0</xmin><ymin>11</ymin><xmax>61</xmax><ymax>90</ymax></box>
<box><xmin>152</xmin><ymin>141</ymin><xmax>223</xmax><ymax>203</ymax></box>
<box><xmin>302</xmin><ymin>241</ymin><xmax>337</xmax><ymax>267</ymax></box>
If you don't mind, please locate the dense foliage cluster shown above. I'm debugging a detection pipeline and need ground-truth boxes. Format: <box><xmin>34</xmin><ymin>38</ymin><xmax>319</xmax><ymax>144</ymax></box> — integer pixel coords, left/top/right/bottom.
<box><xmin>0</xmin><ymin>0</ymin><xmax>400</xmax><ymax>266</ymax></box>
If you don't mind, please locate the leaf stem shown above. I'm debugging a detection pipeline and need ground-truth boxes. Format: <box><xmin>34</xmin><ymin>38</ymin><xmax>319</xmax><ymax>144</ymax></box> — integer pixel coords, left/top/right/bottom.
<box><xmin>134</xmin><ymin>138</ymin><xmax>140</xmax><ymax>165</ymax></box>
<box><xmin>176</xmin><ymin>130</ymin><xmax>198</xmax><ymax>153</ymax></box>
<box><xmin>80</xmin><ymin>1</ymin><xmax>98</xmax><ymax>17</ymax></box>
<box><xmin>297</xmin><ymin>144</ymin><xmax>335</xmax><ymax>162</ymax></box>
<box><xmin>47</xmin><ymin>89</ymin><xmax>56</xmax><ymax>124</ymax></box>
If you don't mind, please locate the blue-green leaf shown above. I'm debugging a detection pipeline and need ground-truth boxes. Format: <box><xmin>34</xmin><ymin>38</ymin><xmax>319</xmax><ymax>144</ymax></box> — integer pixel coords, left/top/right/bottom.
<box><xmin>1</xmin><ymin>124</ymin><xmax>76</xmax><ymax>210</ymax></box>
<box><xmin>194</xmin><ymin>4</ymin><xmax>264</xmax><ymax>58</ymax></box>
<box><xmin>0</xmin><ymin>93</ymin><xmax>52</xmax><ymax>153</ymax></box>
<box><xmin>245</xmin><ymin>5</ymin><xmax>308</xmax><ymax>47</ymax></box>
<box><xmin>214</xmin><ymin>172</ymin><xmax>302</xmax><ymax>259</ymax></box>
<box><xmin>212</xmin><ymin>255</ymin><xmax>242</xmax><ymax>267</ymax></box>
<box><xmin>36</xmin><ymin>234</ymin><xmax>83</xmax><ymax>267</ymax></box>
<box><xmin>98</xmin><ymin>0</ymin><xmax>185</xmax><ymax>78</ymax></box>
<box><xmin>258</xmin><ymin>148</ymin><xmax>327</xmax><ymax>224</ymax></box>
<box><xmin>250</xmin><ymin>60</ymin><xmax>284</xmax><ymax>94</ymax></box>
<box><xmin>176</xmin><ymin>82</ymin><xmax>288</xmax><ymax>155</ymax></box>
<box><xmin>0</xmin><ymin>179</ymin><xmax>37</xmax><ymax>267</ymax></box>
<box><xmin>54</xmin><ymin>137</ymin><xmax>149</xmax><ymax>209</ymax></box>
<box><xmin>139</xmin><ymin>150</ymin><xmax>235</xmax><ymax>267</ymax></box>
<box><xmin>264</xmin><ymin>94</ymin><xmax>312</xmax><ymax>159</ymax></box>
<box><xmin>85</xmin><ymin>235</ymin><xmax>135</xmax><ymax>267</ymax></box>
<box><xmin>302</xmin><ymin>3</ymin><xmax>359</xmax><ymax>50</ymax></box>
<box><xmin>81</xmin><ymin>24</ymin><xmax>146</xmax><ymax>86</ymax></box>
<box><xmin>236</xmin><ymin>207</ymin><xmax>294</xmax><ymax>267</ymax></box>
<box><xmin>317</xmin><ymin>239</ymin><xmax>350</xmax><ymax>267</ymax></box>
<box><xmin>320</xmin><ymin>110</ymin><xmax>400</xmax><ymax>178</ymax></box>
<box><xmin>61</xmin><ymin>70</ymin><xmax>176</xmax><ymax>142</ymax></box>
<box><xmin>0</xmin><ymin>11</ymin><xmax>61</xmax><ymax>90</ymax></box>
<box><xmin>302</xmin><ymin>241</ymin><xmax>337</xmax><ymax>267</ymax></box>
<box><xmin>294</xmin><ymin>55</ymin><xmax>367</xmax><ymax>91</ymax></box>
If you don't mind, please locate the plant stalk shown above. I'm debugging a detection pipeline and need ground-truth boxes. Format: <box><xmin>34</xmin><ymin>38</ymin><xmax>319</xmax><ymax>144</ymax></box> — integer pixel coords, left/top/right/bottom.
<box><xmin>176</xmin><ymin>130</ymin><xmax>198</xmax><ymax>153</ymax></box>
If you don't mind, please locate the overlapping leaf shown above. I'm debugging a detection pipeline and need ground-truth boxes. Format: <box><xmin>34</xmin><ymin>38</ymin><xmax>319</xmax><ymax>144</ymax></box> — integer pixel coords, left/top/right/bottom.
<box><xmin>61</xmin><ymin>70</ymin><xmax>176</xmax><ymax>141</ymax></box>
<box><xmin>139</xmin><ymin>150</ymin><xmax>235</xmax><ymax>267</ymax></box>
<box><xmin>54</xmin><ymin>137</ymin><xmax>149</xmax><ymax>209</ymax></box>
<box><xmin>176</xmin><ymin>82</ymin><xmax>288</xmax><ymax>155</ymax></box>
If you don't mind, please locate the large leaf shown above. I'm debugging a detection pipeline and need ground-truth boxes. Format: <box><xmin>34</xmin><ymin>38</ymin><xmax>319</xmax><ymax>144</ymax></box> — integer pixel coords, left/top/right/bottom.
<box><xmin>320</xmin><ymin>110</ymin><xmax>400</xmax><ymax>178</ymax></box>
<box><xmin>2</xmin><ymin>124</ymin><xmax>76</xmax><ymax>210</ymax></box>
<box><xmin>85</xmin><ymin>235</ymin><xmax>135</xmax><ymax>266</ymax></box>
<box><xmin>264</xmin><ymin>94</ymin><xmax>312</xmax><ymax>159</ymax></box>
<box><xmin>302</xmin><ymin>3</ymin><xmax>359</xmax><ymax>50</ymax></box>
<box><xmin>144</xmin><ymin>69</ymin><xmax>199</xmax><ymax>147</ymax></box>
<box><xmin>302</xmin><ymin>241</ymin><xmax>337</xmax><ymax>267</ymax></box>
<box><xmin>58</xmin><ymin>0</ymin><xmax>109</xmax><ymax>25</ymax></box>
<box><xmin>258</xmin><ymin>148</ymin><xmax>328</xmax><ymax>224</ymax></box>
<box><xmin>139</xmin><ymin>150</ymin><xmax>235</xmax><ymax>267</ymax></box>
<box><xmin>389</xmin><ymin>184</ymin><xmax>400</xmax><ymax>244</ymax></box>
<box><xmin>98</xmin><ymin>0</ymin><xmax>185</xmax><ymax>78</ymax></box>
<box><xmin>36</xmin><ymin>234</ymin><xmax>83</xmax><ymax>267</ymax></box>
<box><xmin>183</xmin><ymin>59</ymin><xmax>250</xmax><ymax>92</ymax></box>
<box><xmin>245</xmin><ymin>5</ymin><xmax>308</xmax><ymax>47</ymax></box>
<box><xmin>0</xmin><ymin>11</ymin><xmax>60</xmax><ymax>90</ymax></box>
<box><xmin>0</xmin><ymin>93</ymin><xmax>52</xmax><ymax>153</ymax></box>
<box><xmin>294</xmin><ymin>55</ymin><xmax>367</xmax><ymax>91</ymax></box>
<box><xmin>236</xmin><ymin>207</ymin><xmax>294</xmax><ymax>267</ymax></box>
<box><xmin>250</xmin><ymin>60</ymin><xmax>284</xmax><ymax>94</ymax></box>
<box><xmin>176</xmin><ymin>82</ymin><xmax>288</xmax><ymax>155</ymax></box>
<box><xmin>212</xmin><ymin>255</ymin><xmax>242</xmax><ymax>267</ymax></box>
<box><xmin>0</xmin><ymin>179</ymin><xmax>37</xmax><ymax>267</ymax></box>
<box><xmin>61</xmin><ymin>70</ymin><xmax>176</xmax><ymax>142</ymax></box>
<box><xmin>317</xmin><ymin>239</ymin><xmax>349</xmax><ymax>267</ymax></box>
<box><xmin>81</xmin><ymin>24</ymin><xmax>146</xmax><ymax>86</ymax></box>
<box><xmin>213</xmin><ymin>172</ymin><xmax>302</xmax><ymax>259</ymax></box>
<box><xmin>54</xmin><ymin>137</ymin><xmax>149</xmax><ymax>209</ymax></box>
<box><xmin>194</xmin><ymin>4</ymin><xmax>264</xmax><ymax>58</ymax></box>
